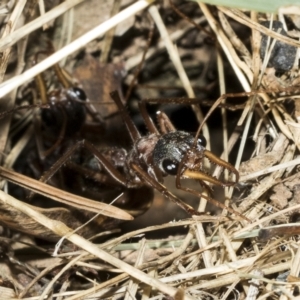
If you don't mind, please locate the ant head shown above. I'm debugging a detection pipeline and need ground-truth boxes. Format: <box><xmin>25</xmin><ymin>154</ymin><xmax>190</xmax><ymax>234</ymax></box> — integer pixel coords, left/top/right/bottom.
<box><xmin>152</xmin><ymin>131</ymin><xmax>206</xmax><ymax>176</ymax></box>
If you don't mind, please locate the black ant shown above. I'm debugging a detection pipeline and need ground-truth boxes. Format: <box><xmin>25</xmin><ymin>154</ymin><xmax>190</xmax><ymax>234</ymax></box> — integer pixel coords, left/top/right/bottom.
<box><xmin>2</xmin><ymin>49</ymin><xmax>248</xmax><ymax>222</ymax></box>
<box><xmin>37</xmin><ymin>89</ymin><xmax>248</xmax><ymax>221</ymax></box>
<box><xmin>112</xmin><ymin>91</ymin><xmax>248</xmax><ymax>221</ymax></box>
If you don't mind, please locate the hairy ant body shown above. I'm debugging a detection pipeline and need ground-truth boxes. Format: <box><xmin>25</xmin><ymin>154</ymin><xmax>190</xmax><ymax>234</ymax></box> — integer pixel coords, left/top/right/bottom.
<box><xmin>41</xmin><ymin>90</ymin><xmax>247</xmax><ymax>221</ymax></box>
<box><xmin>2</xmin><ymin>52</ymin><xmax>247</xmax><ymax>222</ymax></box>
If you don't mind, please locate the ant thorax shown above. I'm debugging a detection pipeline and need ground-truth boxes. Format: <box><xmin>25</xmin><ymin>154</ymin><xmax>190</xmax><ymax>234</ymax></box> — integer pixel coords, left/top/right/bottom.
<box><xmin>125</xmin><ymin>133</ymin><xmax>160</xmax><ymax>184</ymax></box>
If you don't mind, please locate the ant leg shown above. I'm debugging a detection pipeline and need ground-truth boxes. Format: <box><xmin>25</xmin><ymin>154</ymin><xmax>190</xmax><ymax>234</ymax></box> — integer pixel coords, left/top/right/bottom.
<box><xmin>53</xmin><ymin>63</ymin><xmax>72</xmax><ymax>89</ymax></box>
<box><xmin>27</xmin><ymin>139</ymin><xmax>81</xmax><ymax>199</ymax></box>
<box><xmin>197</xmin><ymin>179</ymin><xmax>214</xmax><ymax>197</ymax></box>
<box><xmin>138</xmin><ymin>101</ymin><xmax>178</xmax><ymax>135</ymax></box>
<box><xmin>34</xmin><ymin>71</ymin><xmax>48</xmax><ymax>105</ymax></box>
<box><xmin>32</xmin><ymin>103</ymin><xmax>68</xmax><ymax>160</ymax></box>
<box><xmin>175</xmin><ymin>174</ymin><xmax>250</xmax><ymax>222</ymax></box>
<box><xmin>130</xmin><ymin>163</ymin><xmax>205</xmax><ymax>216</ymax></box>
<box><xmin>138</xmin><ymin>98</ymin><xmax>189</xmax><ymax>135</ymax></box>
<box><xmin>110</xmin><ymin>91</ymin><xmax>141</xmax><ymax>142</ymax></box>
<box><xmin>156</xmin><ymin>111</ymin><xmax>176</xmax><ymax>133</ymax></box>
<box><xmin>111</xmin><ymin>91</ymin><xmax>204</xmax><ymax>138</ymax></box>
<box><xmin>139</xmin><ymin>97</ymin><xmax>201</xmax><ymax>135</ymax></box>
<box><xmin>28</xmin><ymin>140</ymin><xmax>128</xmax><ymax>200</ymax></box>
<box><xmin>0</xmin><ymin>104</ymin><xmax>49</xmax><ymax>120</ymax></box>
<box><xmin>138</xmin><ymin>101</ymin><xmax>159</xmax><ymax>135</ymax></box>
<box><xmin>34</xmin><ymin>43</ymin><xmax>72</xmax><ymax>89</ymax></box>
<box><xmin>141</xmin><ymin>97</ymin><xmax>203</xmax><ymax>106</ymax></box>
<box><xmin>64</xmin><ymin>161</ymin><xmax>119</xmax><ymax>187</ymax></box>
<box><xmin>38</xmin><ymin>140</ymin><xmax>128</xmax><ymax>187</ymax></box>
<box><xmin>37</xmin><ymin>141</ymin><xmax>84</xmax><ymax>185</ymax></box>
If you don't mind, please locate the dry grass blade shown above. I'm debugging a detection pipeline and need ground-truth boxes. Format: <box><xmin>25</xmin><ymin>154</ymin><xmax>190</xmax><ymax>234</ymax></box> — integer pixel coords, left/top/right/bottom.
<box><xmin>0</xmin><ymin>166</ymin><xmax>132</xmax><ymax>220</ymax></box>
<box><xmin>0</xmin><ymin>200</ymin><xmax>92</xmax><ymax>240</ymax></box>
<box><xmin>0</xmin><ymin>0</ymin><xmax>86</xmax><ymax>51</ymax></box>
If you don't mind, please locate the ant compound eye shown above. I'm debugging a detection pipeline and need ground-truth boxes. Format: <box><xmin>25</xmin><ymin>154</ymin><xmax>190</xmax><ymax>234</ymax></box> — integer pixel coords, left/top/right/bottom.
<box><xmin>72</xmin><ymin>87</ymin><xmax>87</xmax><ymax>101</ymax></box>
<box><xmin>197</xmin><ymin>135</ymin><xmax>206</xmax><ymax>147</ymax></box>
<box><xmin>162</xmin><ymin>159</ymin><xmax>179</xmax><ymax>175</ymax></box>
<box><xmin>68</xmin><ymin>87</ymin><xmax>87</xmax><ymax>101</ymax></box>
